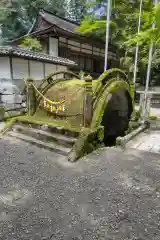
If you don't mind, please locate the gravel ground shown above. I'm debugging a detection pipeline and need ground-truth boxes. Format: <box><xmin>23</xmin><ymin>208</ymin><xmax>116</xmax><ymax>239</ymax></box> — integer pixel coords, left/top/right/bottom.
<box><xmin>1</xmin><ymin>137</ymin><xmax>160</xmax><ymax>239</ymax></box>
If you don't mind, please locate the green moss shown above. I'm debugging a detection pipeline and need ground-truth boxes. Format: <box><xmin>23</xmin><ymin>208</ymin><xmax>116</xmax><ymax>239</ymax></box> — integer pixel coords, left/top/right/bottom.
<box><xmin>0</xmin><ymin>117</ymin><xmax>17</xmax><ymax>135</ymax></box>
<box><xmin>97</xmin><ymin>68</ymin><xmax>127</xmax><ymax>82</ymax></box>
<box><xmin>93</xmin><ymin>78</ymin><xmax>117</xmax><ymax>107</ymax></box>
<box><xmin>26</xmin><ymin>77</ymin><xmax>33</xmax><ymax>82</ymax></box>
<box><xmin>14</xmin><ymin>115</ymin><xmax>81</xmax><ymax>133</ymax></box>
<box><xmin>91</xmin><ymin>79</ymin><xmax>134</xmax><ymax>128</ymax></box>
<box><xmin>35</xmin><ymin>79</ymin><xmax>85</xmax><ymax>128</ymax></box>
<box><xmin>0</xmin><ymin>107</ymin><xmax>5</xmax><ymax>120</ymax></box>
<box><xmin>149</xmin><ymin>115</ymin><xmax>157</xmax><ymax>120</ymax></box>
<box><xmin>97</xmin><ymin>125</ymin><xmax>104</xmax><ymax>142</ymax></box>
<box><xmin>38</xmin><ymin>71</ymin><xmax>80</xmax><ymax>91</ymax></box>
<box><xmin>68</xmin><ymin>126</ymin><xmax>105</xmax><ymax>161</ymax></box>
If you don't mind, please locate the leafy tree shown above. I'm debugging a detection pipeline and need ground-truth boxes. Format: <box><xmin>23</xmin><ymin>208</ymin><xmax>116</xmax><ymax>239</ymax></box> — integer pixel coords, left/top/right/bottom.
<box><xmin>0</xmin><ymin>0</ymin><xmax>33</xmax><ymax>42</ymax></box>
<box><xmin>65</xmin><ymin>0</ymin><xmax>86</xmax><ymax>22</ymax></box>
<box><xmin>77</xmin><ymin>0</ymin><xmax>160</xmax><ymax>84</ymax></box>
<box><xmin>0</xmin><ymin>0</ymin><xmax>67</xmax><ymax>43</ymax></box>
<box><xmin>126</xmin><ymin>2</ymin><xmax>160</xmax><ymax>85</ymax></box>
<box><xmin>19</xmin><ymin>36</ymin><xmax>42</xmax><ymax>52</ymax></box>
<box><xmin>127</xmin><ymin>3</ymin><xmax>160</xmax><ymax>46</ymax></box>
<box><xmin>0</xmin><ymin>0</ymin><xmax>86</xmax><ymax>43</ymax></box>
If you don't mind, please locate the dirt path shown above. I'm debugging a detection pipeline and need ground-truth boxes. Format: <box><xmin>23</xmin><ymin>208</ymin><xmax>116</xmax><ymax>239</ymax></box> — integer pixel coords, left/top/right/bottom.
<box><xmin>0</xmin><ymin>136</ymin><xmax>160</xmax><ymax>239</ymax></box>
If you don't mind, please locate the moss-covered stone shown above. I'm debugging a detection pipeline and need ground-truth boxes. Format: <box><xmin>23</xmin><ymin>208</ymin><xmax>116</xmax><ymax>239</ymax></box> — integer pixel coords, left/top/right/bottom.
<box><xmin>68</xmin><ymin>126</ymin><xmax>104</xmax><ymax>162</ymax></box>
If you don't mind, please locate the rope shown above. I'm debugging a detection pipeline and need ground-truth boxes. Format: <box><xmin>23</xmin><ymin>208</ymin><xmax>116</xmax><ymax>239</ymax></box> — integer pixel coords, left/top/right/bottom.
<box><xmin>31</xmin><ymin>82</ymin><xmax>65</xmax><ymax>105</ymax></box>
<box><xmin>26</xmin><ymin>81</ymin><xmax>85</xmax><ymax>116</ymax></box>
<box><xmin>31</xmin><ymin>82</ymin><xmax>84</xmax><ymax>106</ymax></box>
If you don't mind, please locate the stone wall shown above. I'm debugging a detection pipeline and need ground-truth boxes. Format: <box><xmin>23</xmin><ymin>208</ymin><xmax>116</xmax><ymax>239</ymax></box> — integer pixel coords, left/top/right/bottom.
<box><xmin>0</xmin><ymin>78</ymin><xmax>26</xmax><ymax>118</ymax></box>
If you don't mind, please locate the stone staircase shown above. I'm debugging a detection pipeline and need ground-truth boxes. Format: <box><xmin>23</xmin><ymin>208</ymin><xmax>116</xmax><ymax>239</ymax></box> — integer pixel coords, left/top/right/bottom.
<box><xmin>5</xmin><ymin>123</ymin><xmax>78</xmax><ymax>156</ymax></box>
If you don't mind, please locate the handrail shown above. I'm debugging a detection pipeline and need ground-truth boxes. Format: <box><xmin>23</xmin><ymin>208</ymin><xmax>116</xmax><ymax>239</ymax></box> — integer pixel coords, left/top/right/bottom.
<box><xmin>136</xmin><ymin>90</ymin><xmax>160</xmax><ymax>95</ymax></box>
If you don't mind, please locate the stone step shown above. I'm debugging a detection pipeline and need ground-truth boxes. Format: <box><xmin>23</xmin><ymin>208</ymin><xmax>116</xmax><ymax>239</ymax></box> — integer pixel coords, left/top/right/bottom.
<box><xmin>13</xmin><ymin>125</ymin><xmax>77</xmax><ymax>148</ymax></box>
<box><xmin>7</xmin><ymin>131</ymin><xmax>71</xmax><ymax>156</ymax></box>
<box><xmin>13</xmin><ymin>120</ymin><xmax>80</xmax><ymax>138</ymax></box>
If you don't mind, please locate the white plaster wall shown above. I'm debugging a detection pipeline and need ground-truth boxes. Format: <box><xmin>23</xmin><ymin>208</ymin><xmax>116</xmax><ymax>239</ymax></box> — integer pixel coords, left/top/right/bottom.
<box><xmin>12</xmin><ymin>58</ymin><xmax>29</xmax><ymax>80</ymax></box>
<box><xmin>30</xmin><ymin>60</ymin><xmax>44</xmax><ymax>80</ymax></box>
<box><xmin>0</xmin><ymin>57</ymin><xmax>11</xmax><ymax>79</ymax></box>
<box><xmin>57</xmin><ymin>65</ymin><xmax>67</xmax><ymax>71</ymax></box>
<box><xmin>49</xmin><ymin>37</ymin><xmax>58</xmax><ymax>56</ymax></box>
<box><xmin>56</xmin><ymin>65</ymin><xmax>67</xmax><ymax>79</ymax></box>
<box><xmin>45</xmin><ymin>63</ymin><xmax>56</xmax><ymax>77</ymax></box>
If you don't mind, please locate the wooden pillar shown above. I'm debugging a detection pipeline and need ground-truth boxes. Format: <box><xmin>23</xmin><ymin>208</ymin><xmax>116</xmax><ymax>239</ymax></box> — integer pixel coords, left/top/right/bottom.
<box><xmin>84</xmin><ymin>75</ymin><xmax>93</xmax><ymax>127</ymax></box>
<box><xmin>139</xmin><ymin>92</ymin><xmax>151</xmax><ymax>121</ymax></box>
<box><xmin>130</xmin><ymin>81</ymin><xmax>134</xmax><ymax>99</ymax></box>
<box><xmin>26</xmin><ymin>77</ymin><xmax>36</xmax><ymax>116</ymax></box>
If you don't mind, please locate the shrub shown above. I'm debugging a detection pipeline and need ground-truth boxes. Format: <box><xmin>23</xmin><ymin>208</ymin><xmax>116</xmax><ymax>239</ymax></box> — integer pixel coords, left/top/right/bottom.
<box><xmin>149</xmin><ymin>115</ymin><xmax>157</xmax><ymax>120</ymax></box>
<box><xmin>19</xmin><ymin>37</ymin><xmax>42</xmax><ymax>52</ymax></box>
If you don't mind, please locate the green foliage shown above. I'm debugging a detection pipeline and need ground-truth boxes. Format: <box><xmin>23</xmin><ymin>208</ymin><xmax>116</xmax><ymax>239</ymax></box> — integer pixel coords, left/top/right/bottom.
<box><xmin>79</xmin><ymin>70</ymin><xmax>85</xmax><ymax>79</ymax></box>
<box><xmin>124</xmin><ymin>2</ymin><xmax>160</xmax><ymax>82</ymax></box>
<box><xmin>19</xmin><ymin>37</ymin><xmax>42</xmax><ymax>52</ymax></box>
<box><xmin>155</xmin><ymin>3</ymin><xmax>160</xmax><ymax>29</ymax></box>
<box><xmin>77</xmin><ymin>0</ymin><xmax>146</xmax><ymax>44</ymax></box>
<box><xmin>149</xmin><ymin>115</ymin><xmax>157</xmax><ymax>120</ymax></box>
<box><xmin>127</xmin><ymin>3</ymin><xmax>160</xmax><ymax>47</ymax></box>
<box><xmin>120</xmin><ymin>56</ymin><xmax>135</xmax><ymax>75</ymax></box>
<box><xmin>66</xmin><ymin>0</ymin><xmax>86</xmax><ymax>22</ymax></box>
<box><xmin>0</xmin><ymin>0</ymin><xmax>84</xmax><ymax>42</ymax></box>
<box><xmin>77</xmin><ymin>0</ymin><xmax>160</xmax><ymax>83</ymax></box>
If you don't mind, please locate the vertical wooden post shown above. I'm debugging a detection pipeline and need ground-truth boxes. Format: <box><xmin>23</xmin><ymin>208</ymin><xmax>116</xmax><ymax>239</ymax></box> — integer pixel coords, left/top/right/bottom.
<box><xmin>139</xmin><ymin>92</ymin><xmax>151</xmax><ymax>121</ymax></box>
<box><xmin>130</xmin><ymin>81</ymin><xmax>134</xmax><ymax>100</ymax></box>
<box><xmin>26</xmin><ymin>77</ymin><xmax>36</xmax><ymax>116</ymax></box>
<box><xmin>84</xmin><ymin>75</ymin><xmax>93</xmax><ymax>127</ymax></box>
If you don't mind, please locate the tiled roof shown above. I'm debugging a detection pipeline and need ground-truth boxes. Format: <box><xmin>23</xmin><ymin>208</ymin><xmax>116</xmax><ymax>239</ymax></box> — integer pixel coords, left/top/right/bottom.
<box><xmin>40</xmin><ymin>10</ymin><xmax>79</xmax><ymax>35</ymax></box>
<box><xmin>0</xmin><ymin>46</ymin><xmax>76</xmax><ymax>66</ymax></box>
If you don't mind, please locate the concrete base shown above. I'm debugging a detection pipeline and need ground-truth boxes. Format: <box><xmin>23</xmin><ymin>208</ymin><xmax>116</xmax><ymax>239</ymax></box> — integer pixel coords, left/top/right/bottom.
<box><xmin>116</xmin><ymin>124</ymin><xmax>148</xmax><ymax>148</ymax></box>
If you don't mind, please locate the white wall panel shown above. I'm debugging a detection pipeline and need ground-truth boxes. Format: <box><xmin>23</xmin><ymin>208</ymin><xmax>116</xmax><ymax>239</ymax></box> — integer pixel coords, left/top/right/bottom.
<box><xmin>57</xmin><ymin>65</ymin><xmax>67</xmax><ymax>71</ymax></box>
<box><xmin>12</xmin><ymin>58</ymin><xmax>29</xmax><ymax>79</ymax></box>
<box><xmin>0</xmin><ymin>57</ymin><xmax>11</xmax><ymax>79</ymax></box>
<box><xmin>45</xmin><ymin>63</ymin><xmax>56</xmax><ymax>77</ymax></box>
<box><xmin>56</xmin><ymin>65</ymin><xmax>67</xmax><ymax>79</ymax></box>
<box><xmin>49</xmin><ymin>37</ymin><xmax>58</xmax><ymax>56</ymax></box>
<box><xmin>30</xmin><ymin>60</ymin><xmax>44</xmax><ymax>80</ymax></box>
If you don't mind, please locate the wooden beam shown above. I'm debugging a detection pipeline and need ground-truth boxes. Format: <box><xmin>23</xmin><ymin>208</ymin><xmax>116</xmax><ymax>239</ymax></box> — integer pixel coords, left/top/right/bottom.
<box><xmin>9</xmin><ymin>57</ymin><xmax>13</xmax><ymax>80</ymax></box>
<box><xmin>43</xmin><ymin>63</ymin><xmax>45</xmax><ymax>78</ymax></box>
<box><xmin>28</xmin><ymin>60</ymin><xmax>30</xmax><ymax>76</ymax></box>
